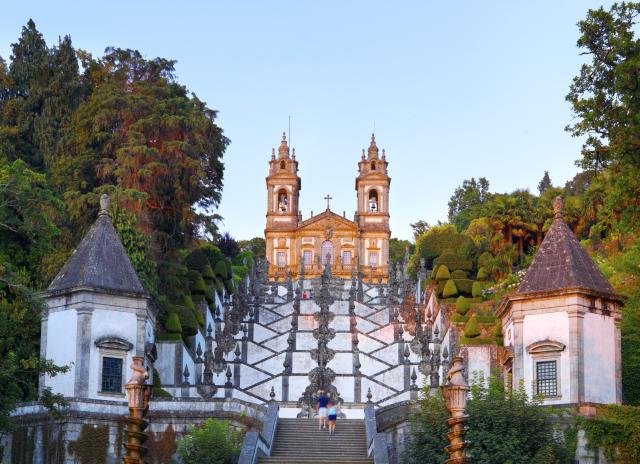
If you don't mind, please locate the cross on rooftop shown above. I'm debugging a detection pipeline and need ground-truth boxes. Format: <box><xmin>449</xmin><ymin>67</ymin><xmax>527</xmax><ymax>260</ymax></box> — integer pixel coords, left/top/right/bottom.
<box><xmin>324</xmin><ymin>194</ymin><xmax>333</xmax><ymax>210</ymax></box>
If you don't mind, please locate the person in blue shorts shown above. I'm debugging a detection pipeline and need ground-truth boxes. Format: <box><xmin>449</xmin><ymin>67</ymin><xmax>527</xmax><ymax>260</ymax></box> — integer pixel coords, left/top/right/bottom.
<box><xmin>327</xmin><ymin>402</ymin><xmax>338</xmax><ymax>435</ymax></box>
<box><xmin>316</xmin><ymin>390</ymin><xmax>330</xmax><ymax>430</ymax></box>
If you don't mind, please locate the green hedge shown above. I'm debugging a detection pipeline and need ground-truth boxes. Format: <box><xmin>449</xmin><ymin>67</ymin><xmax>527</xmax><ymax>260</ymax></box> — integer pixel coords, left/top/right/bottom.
<box><xmin>214</xmin><ymin>260</ymin><xmax>228</xmax><ymax>280</ymax></box>
<box><xmin>434</xmin><ymin>249</ymin><xmax>473</xmax><ymax>272</ymax></box>
<box><xmin>460</xmin><ymin>336</ymin><xmax>496</xmax><ymax>346</ymax></box>
<box><xmin>175</xmin><ymin>304</ymin><xmax>198</xmax><ymax>336</ymax></box>
<box><xmin>202</xmin><ymin>264</ymin><xmax>216</xmax><ymax>283</ymax></box>
<box><xmin>454</xmin><ymin>279</ymin><xmax>474</xmax><ymax>295</ymax></box>
<box><xmin>189</xmin><ymin>270</ymin><xmax>207</xmax><ymax>295</ymax></box>
<box><xmin>477</xmin><ymin>267</ymin><xmax>488</xmax><ymax>281</ymax></box>
<box><xmin>165</xmin><ymin>313</ymin><xmax>182</xmax><ymax>333</ymax></box>
<box><xmin>156</xmin><ymin>333</ymin><xmax>182</xmax><ymax>341</ymax></box>
<box><xmin>451</xmin><ymin>313</ymin><xmax>469</xmax><ymax>324</ymax></box>
<box><xmin>435</xmin><ymin>265</ymin><xmax>450</xmax><ymax>281</ymax></box>
<box><xmin>472</xmin><ymin>281</ymin><xmax>483</xmax><ymax>298</ymax></box>
<box><xmin>185</xmin><ymin>248</ymin><xmax>209</xmax><ymax>272</ymax></box>
<box><xmin>464</xmin><ymin>315</ymin><xmax>481</xmax><ymax>338</ymax></box>
<box><xmin>443</xmin><ymin>279</ymin><xmax>458</xmax><ymax>298</ymax></box>
<box><xmin>456</xmin><ymin>296</ymin><xmax>471</xmax><ymax>316</ymax></box>
<box><xmin>451</xmin><ymin>269</ymin><xmax>468</xmax><ymax>279</ymax></box>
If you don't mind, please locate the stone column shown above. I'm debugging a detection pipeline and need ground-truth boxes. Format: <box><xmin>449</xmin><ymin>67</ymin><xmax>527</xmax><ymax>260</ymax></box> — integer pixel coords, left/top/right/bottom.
<box><xmin>512</xmin><ymin>312</ymin><xmax>524</xmax><ymax>391</ymax></box>
<box><xmin>614</xmin><ymin>313</ymin><xmax>622</xmax><ymax>404</ymax></box>
<box><xmin>135</xmin><ymin>311</ymin><xmax>147</xmax><ymax>356</ymax></box>
<box><xmin>38</xmin><ymin>311</ymin><xmax>49</xmax><ymax>395</ymax></box>
<box><xmin>568</xmin><ymin>307</ymin><xmax>585</xmax><ymax>404</ymax></box>
<box><xmin>74</xmin><ymin>306</ymin><xmax>93</xmax><ymax>398</ymax></box>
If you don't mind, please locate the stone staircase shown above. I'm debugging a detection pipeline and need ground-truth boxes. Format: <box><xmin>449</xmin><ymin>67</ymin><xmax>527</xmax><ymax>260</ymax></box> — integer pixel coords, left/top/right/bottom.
<box><xmin>258</xmin><ymin>418</ymin><xmax>373</xmax><ymax>464</ymax></box>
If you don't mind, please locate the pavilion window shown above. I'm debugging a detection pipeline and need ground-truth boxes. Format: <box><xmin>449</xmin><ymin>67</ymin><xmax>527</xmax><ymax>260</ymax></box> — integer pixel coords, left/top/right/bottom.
<box><xmin>535</xmin><ymin>360</ymin><xmax>558</xmax><ymax>397</ymax></box>
<box><xmin>101</xmin><ymin>357</ymin><xmax>123</xmax><ymax>393</ymax></box>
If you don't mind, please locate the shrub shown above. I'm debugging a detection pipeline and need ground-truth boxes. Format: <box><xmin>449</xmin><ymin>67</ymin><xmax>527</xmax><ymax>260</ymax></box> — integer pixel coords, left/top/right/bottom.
<box><xmin>202</xmin><ymin>264</ymin><xmax>216</xmax><ymax>283</ymax></box>
<box><xmin>454</xmin><ymin>279</ymin><xmax>474</xmax><ymax>295</ymax></box>
<box><xmin>472</xmin><ymin>281</ymin><xmax>483</xmax><ymax>298</ymax></box>
<box><xmin>435</xmin><ymin>265</ymin><xmax>451</xmax><ymax>281</ymax></box>
<box><xmin>434</xmin><ymin>248</ymin><xmax>473</xmax><ymax>272</ymax></box>
<box><xmin>451</xmin><ymin>269</ymin><xmax>468</xmax><ymax>279</ymax></box>
<box><xmin>456</xmin><ymin>296</ymin><xmax>471</xmax><ymax>316</ymax></box>
<box><xmin>478</xmin><ymin>251</ymin><xmax>493</xmax><ymax>269</ymax></box>
<box><xmin>185</xmin><ymin>248</ymin><xmax>209</xmax><ymax>272</ymax></box>
<box><xmin>477</xmin><ymin>266</ymin><xmax>488</xmax><ymax>281</ymax></box>
<box><xmin>214</xmin><ymin>260</ymin><xmax>229</xmax><ymax>280</ymax></box>
<box><xmin>165</xmin><ymin>313</ymin><xmax>182</xmax><ymax>334</ymax></box>
<box><xmin>176</xmin><ymin>418</ymin><xmax>241</xmax><ymax>464</ymax></box>
<box><xmin>156</xmin><ymin>333</ymin><xmax>181</xmax><ymax>341</ymax></box>
<box><xmin>152</xmin><ymin>368</ymin><xmax>172</xmax><ymax>398</ymax></box>
<box><xmin>183</xmin><ymin>294</ymin><xmax>196</xmax><ymax>312</ymax></box>
<box><xmin>464</xmin><ymin>315</ymin><xmax>481</xmax><ymax>338</ymax></box>
<box><xmin>442</xmin><ymin>279</ymin><xmax>458</xmax><ymax>298</ymax></box>
<box><xmin>224</xmin><ymin>278</ymin><xmax>235</xmax><ymax>295</ymax></box>
<box><xmin>175</xmin><ymin>304</ymin><xmax>198</xmax><ymax>336</ymax></box>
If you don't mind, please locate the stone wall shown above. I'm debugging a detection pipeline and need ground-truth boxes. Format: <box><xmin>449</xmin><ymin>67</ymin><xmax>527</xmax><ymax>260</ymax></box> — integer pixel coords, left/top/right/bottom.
<box><xmin>2</xmin><ymin>398</ymin><xmax>264</xmax><ymax>464</ymax></box>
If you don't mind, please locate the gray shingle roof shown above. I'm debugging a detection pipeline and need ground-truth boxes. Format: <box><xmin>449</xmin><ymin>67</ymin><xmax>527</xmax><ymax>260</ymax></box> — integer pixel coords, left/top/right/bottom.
<box><xmin>47</xmin><ymin>197</ymin><xmax>145</xmax><ymax>295</ymax></box>
<box><xmin>517</xmin><ymin>202</ymin><xmax>614</xmax><ymax>296</ymax></box>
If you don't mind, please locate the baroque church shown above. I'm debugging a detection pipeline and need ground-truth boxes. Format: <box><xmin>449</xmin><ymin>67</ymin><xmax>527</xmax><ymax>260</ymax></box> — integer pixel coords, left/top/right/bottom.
<box><xmin>265</xmin><ymin>133</ymin><xmax>390</xmax><ymax>281</ymax></box>
<box><xmin>2</xmin><ymin>136</ymin><xmax>623</xmax><ymax>463</ymax></box>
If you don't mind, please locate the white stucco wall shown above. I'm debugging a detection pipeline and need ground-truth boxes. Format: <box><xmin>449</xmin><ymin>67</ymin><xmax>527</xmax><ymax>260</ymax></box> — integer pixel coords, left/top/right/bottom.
<box><xmin>522</xmin><ymin>311</ymin><xmax>570</xmax><ymax>404</ymax></box>
<box><xmin>44</xmin><ymin>309</ymin><xmax>77</xmax><ymax>396</ymax></box>
<box><xmin>583</xmin><ymin>312</ymin><xmax>617</xmax><ymax>404</ymax></box>
<box><xmin>88</xmin><ymin>308</ymin><xmax>138</xmax><ymax>400</ymax></box>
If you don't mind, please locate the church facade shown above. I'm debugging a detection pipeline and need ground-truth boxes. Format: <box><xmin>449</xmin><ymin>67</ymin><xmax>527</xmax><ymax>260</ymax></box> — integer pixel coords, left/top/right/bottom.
<box><xmin>265</xmin><ymin>133</ymin><xmax>391</xmax><ymax>281</ymax></box>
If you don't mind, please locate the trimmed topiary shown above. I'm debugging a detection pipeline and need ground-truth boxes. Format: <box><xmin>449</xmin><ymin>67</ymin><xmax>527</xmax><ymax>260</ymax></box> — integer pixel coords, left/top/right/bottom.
<box><xmin>434</xmin><ymin>248</ymin><xmax>473</xmax><ymax>272</ymax></box>
<box><xmin>215</xmin><ymin>278</ymin><xmax>224</xmax><ymax>296</ymax></box>
<box><xmin>463</xmin><ymin>315</ymin><xmax>481</xmax><ymax>338</ymax></box>
<box><xmin>214</xmin><ymin>260</ymin><xmax>228</xmax><ymax>280</ymax></box>
<box><xmin>174</xmin><ymin>304</ymin><xmax>198</xmax><ymax>336</ymax></box>
<box><xmin>493</xmin><ymin>323</ymin><xmax>504</xmax><ymax>346</ymax></box>
<box><xmin>478</xmin><ymin>251</ymin><xmax>493</xmax><ymax>269</ymax></box>
<box><xmin>183</xmin><ymin>294</ymin><xmax>196</xmax><ymax>312</ymax></box>
<box><xmin>165</xmin><ymin>312</ymin><xmax>182</xmax><ymax>334</ymax></box>
<box><xmin>185</xmin><ymin>248</ymin><xmax>209</xmax><ymax>272</ymax></box>
<box><xmin>477</xmin><ymin>266</ymin><xmax>488</xmax><ymax>281</ymax></box>
<box><xmin>451</xmin><ymin>269</ymin><xmax>468</xmax><ymax>279</ymax></box>
<box><xmin>456</xmin><ymin>296</ymin><xmax>471</xmax><ymax>316</ymax></box>
<box><xmin>202</xmin><ymin>264</ymin><xmax>216</xmax><ymax>283</ymax></box>
<box><xmin>442</xmin><ymin>279</ymin><xmax>458</xmax><ymax>298</ymax></box>
<box><xmin>189</xmin><ymin>271</ymin><xmax>207</xmax><ymax>296</ymax></box>
<box><xmin>224</xmin><ymin>278</ymin><xmax>235</xmax><ymax>295</ymax></box>
<box><xmin>453</xmin><ymin>279</ymin><xmax>474</xmax><ymax>295</ymax></box>
<box><xmin>472</xmin><ymin>281</ymin><xmax>483</xmax><ymax>298</ymax></box>
<box><xmin>435</xmin><ymin>265</ymin><xmax>451</xmax><ymax>281</ymax></box>
<box><xmin>204</xmin><ymin>286</ymin><xmax>215</xmax><ymax>306</ymax></box>
<box><xmin>431</xmin><ymin>266</ymin><xmax>440</xmax><ymax>280</ymax></box>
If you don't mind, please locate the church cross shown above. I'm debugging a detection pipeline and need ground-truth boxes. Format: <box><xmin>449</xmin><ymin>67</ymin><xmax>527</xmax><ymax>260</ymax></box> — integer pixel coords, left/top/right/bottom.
<box><xmin>324</xmin><ymin>194</ymin><xmax>333</xmax><ymax>210</ymax></box>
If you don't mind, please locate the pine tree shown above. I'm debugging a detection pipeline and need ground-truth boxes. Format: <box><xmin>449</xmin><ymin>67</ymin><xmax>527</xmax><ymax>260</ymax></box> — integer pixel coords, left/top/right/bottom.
<box><xmin>537</xmin><ymin>171</ymin><xmax>552</xmax><ymax>195</ymax></box>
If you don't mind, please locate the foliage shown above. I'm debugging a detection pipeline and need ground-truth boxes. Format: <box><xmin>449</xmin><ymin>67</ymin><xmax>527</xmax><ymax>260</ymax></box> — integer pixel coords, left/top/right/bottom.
<box><xmin>217</xmin><ymin>232</ymin><xmax>240</xmax><ymax>258</ymax></box>
<box><xmin>451</xmin><ymin>269</ymin><xmax>467</xmax><ymax>279</ymax></box>
<box><xmin>578</xmin><ymin>404</ymin><xmax>640</xmax><ymax>462</ymax></box>
<box><xmin>390</xmin><ymin>237</ymin><xmax>414</xmax><ymax>265</ymax></box>
<box><xmin>442</xmin><ymin>279</ymin><xmax>458</xmax><ymax>298</ymax></box>
<box><xmin>410</xmin><ymin>220</ymin><xmax>431</xmax><ymax>239</ymax></box>
<box><xmin>412</xmin><ymin>225</ymin><xmax>476</xmax><ymax>272</ymax></box>
<box><xmin>463</xmin><ymin>315</ymin><xmax>481</xmax><ymax>338</ymax></box>
<box><xmin>176</xmin><ymin>418</ymin><xmax>241</xmax><ymax>464</ymax></box>
<box><xmin>476</xmin><ymin>266</ymin><xmax>488</xmax><ymax>281</ymax></box>
<box><xmin>434</xmin><ymin>265</ymin><xmax>450</xmax><ymax>281</ymax></box>
<box><xmin>472</xmin><ymin>281</ymin><xmax>483</xmax><ymax>298</ymax></box>
<box><xmin>239</xmin><ymin>237</ymin><xmax>265</xmax><ymax>260</ymax></box>
<box><xmin>538</xmin><ymin>171</ymin><xmax>552</xmax><ymax>195</ymax></box>
<box><xmin>455</xmin><ymin>296</ymin><xmax>471</xmax><ymax>316</ymax></box>
<box><xmin>448</xmin><ymin>177</ymin><xmax>490</xmax><ymax>231</ymax></box>
<box><xmin>165</xmin><ymin>313</ymin><xmax>182</xmax><ymax>334</ymax></box>
<box><xmin>404</xmin><ymin>375</ymin><xmax>572</xmax><ymax>463</ymax></box>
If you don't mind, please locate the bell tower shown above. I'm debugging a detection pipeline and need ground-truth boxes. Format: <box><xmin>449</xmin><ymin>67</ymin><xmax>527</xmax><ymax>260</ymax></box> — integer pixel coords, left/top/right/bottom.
<box><xmin>355</xmin><ymin>134</ymin><xmax>391</xmax><ymax>274</ymax></box>
<box><xmin>265</xmin><ymin>132</ymin><xmax>301</xmax><ymax>272</ymax></box>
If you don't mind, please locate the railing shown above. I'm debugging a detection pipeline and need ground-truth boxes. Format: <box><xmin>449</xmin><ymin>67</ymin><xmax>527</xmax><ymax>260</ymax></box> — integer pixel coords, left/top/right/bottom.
<box><xmin>270</xmin><ymin>263</ymin><xmax>389</xmax><ymax>280</ymax></box>
<box><xmin>238</xmin><ymin>403</ymin><xmax>279</xmax><ymax>464</ymax></box>
<box><xmin>364</xmin><ymin>406</ymin><xmax>390</xmax><ymax>464</ymax></box>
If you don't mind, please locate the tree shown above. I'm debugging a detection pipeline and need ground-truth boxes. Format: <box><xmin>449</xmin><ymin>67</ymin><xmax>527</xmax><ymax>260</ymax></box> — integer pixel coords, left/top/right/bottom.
<box><xmin>176</xmin><ymin>418</ymin><xmax>241</xmax><ymax>464</ymax></box>
<box><xmin>447</xmin><ymin>177</ymin><xmax>490</xmax><ymax>231</ymax></box>
<box><xmin>217</xmin><ymin>232</ymin><xmax>240</xmax><ymax>258</ymax></box>
<box><xmin>410</xmin><ymin>220</ymin><xmax>430</xmax><ymax>239</ymax></box>
<box><xmin>239</xmin><ymin>237</ymin><xmax>265</xmax><ymax>260</ymax></box>
<box><xmin>389</xmin><ymin>238</ymin><xmax>414</xmax><ymax>265</ymax></box>
<box><xmin>403</xmin><ymin>375</ymin><xmax>573</xmax><ymax>464</ymax></box>
<box><xmin>566</xmin><ymin>2</ymin><xmax>640</xmax><ymax>171</ymax></box>
<box><xmin>537</xmin><ymin>171</ymin><xmax>552</xmax><ymax>195</ymax></box>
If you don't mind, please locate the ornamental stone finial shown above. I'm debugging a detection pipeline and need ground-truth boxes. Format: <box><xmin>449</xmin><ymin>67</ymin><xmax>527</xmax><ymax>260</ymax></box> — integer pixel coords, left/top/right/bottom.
<box><xmin>553</xmin><ymin>196</ymin><xmax>563</xmax><ymax>220</ymax></box>
<box><xmin>99</xmin><ymin>194</ymin><xmax>110</xmax><ymax>216</ymax></box>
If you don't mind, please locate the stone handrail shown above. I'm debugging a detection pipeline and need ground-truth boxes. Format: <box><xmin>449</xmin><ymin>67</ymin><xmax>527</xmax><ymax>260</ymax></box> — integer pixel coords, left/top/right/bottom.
<box><xmin>364</xmin><ymin>406</ymin><xmax>390</xmax><ymax>464</ymax></box>
<box><xmin>238</xmin><ymin>403</ymin><xmax>279</xmax><ymax>464</ymax></box>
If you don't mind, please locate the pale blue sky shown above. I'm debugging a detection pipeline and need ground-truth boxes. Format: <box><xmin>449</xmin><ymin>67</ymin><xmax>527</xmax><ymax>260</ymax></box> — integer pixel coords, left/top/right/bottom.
<box><xmin>1</xmin><ymin>1</ymin><xmax>613</xmax><ymax>240</ymax></box>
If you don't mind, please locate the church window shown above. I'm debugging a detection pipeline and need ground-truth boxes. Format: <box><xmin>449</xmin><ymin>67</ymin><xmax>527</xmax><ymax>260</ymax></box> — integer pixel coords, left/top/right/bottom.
<box><xmin>280</xmin><ymin>160</ymin><xmax>286</xmax><ymax>170</ymax></box>
<box><xmin>368</xmin><ymin>190</ymin><xmax>378</xmax><ymax>212</ymax></box>
<box><xmin>101</xmin><ymin>357</ymin><xmax>123</xmax><ymax>393</ymax></box>
<box><xmin>371</xmin><ymin>161</ymin><xmax>376</xmax><ymax>171</ymax></box>
<box><xmin>277</xmin><ymin>189</ymin><xmax>288</xmax><ymax>212</ymax></box>
<box><xmin>369</xmin><ymin>252</ymin><xmax>379</xmax><ymax>268</ymax></box>
<box><xmin>342</xmin><ymin>251</ymin><xmax>352</xmax><ymax>265</ymax></box>
<box><xmin>535</xmin><ymin>360</ymin><xmax>557</xmax><ymax>397</ymax></box>
<box><xmin>321</xmin><ymin>241</ymin><xmax>334</xmax><ymax>265</ymax></box>
<box><xmin>277</xmin><ymin>251</ymin><xmax>286</xmax><ymax>267</ymax></box>
<box><xmin>303</xmin><ymin>250</ymin><xmax>313</xmax><ymax>266</ymax></box>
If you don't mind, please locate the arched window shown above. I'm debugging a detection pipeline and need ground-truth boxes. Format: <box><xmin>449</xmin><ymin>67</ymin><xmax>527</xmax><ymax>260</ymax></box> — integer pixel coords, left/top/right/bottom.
<box><xmin>280</xmin><ymin>160</ymin><xmax>286</xmax><ymax>170</ymax></box>
<box><xmin>368</xmin><ymin>189</ymin><xmax>378</xmax><ymax>212</ymax></box>
<box><xmin>371</xmin><ymin>161</ymin><xmax>376</xmax><ymax>171</ymax></box>
<box><xmin>321</xmin><ymin>241</ymin><xmax>334</xmax><ymax>265</ymax></box>
<box><xmin>277</xmin><ymin>189</ymin><xmax>288</xmax><ymax>212</ymax></box>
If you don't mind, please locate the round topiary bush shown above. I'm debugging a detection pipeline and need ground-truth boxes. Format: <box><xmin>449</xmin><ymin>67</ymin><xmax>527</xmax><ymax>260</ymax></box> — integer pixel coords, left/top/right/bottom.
<box><xmin>464</xmin><ymin>315</ymin><xmax>481</xmax><ymax>338</ymax></box>
<box><xmin>435</xmin><ymin>265</ymin><xmax>451</xmax><ymax>281</ymax></box>
<box><xmin>434</xmin><ymin>248</ymin><xmax>473</xmax><ymax>272</ymax></box>
<box><xmin>175</xmin><ymin>304</ymin><xmax>198</xmax><ymax>336</ymax></box>
<box><xmin>185</xmin><ymin>248</ymin><xmax>209</xmax><ymax>272</ymax></box>
<box><xmin>189</xmin><ymin>271</ymin><xmax>207</xmax><ymax>296</ymax></box>
<box><xmin>456</xmin><ymin>296</ymin><xmax>471</xmax><ymax>316</ymax></box>
<box><xmin>431</xmin><ymin>266</ymin><xmax>440</xmax><ymax>280</ymax></box>
<box><xmin>224</xmin><ymin>278</ymin><xmax>235</xmax><ymax>295</ymax></box>
<box><xmin>202</xmin><ymin>264</ymin><xmax>216</xmax><ymax>283</ymax></box>
<box><xmin>442</xmin><ymin>279</ymin><xmax>458</xmax><ymax>298</ymax></box>
<box><xmin>472</xmin><ymin>281</ymin><xmax>483</xmax><ymax>298</ymax></box>
<box><xmin>165</xmin><ymin>312</ymin><xmax>182</xmax><ymax>334</ymax></box>
<box><xmin>451</xmin><ymin>269</ymin><xmax>468</xmax><ymax>279</ymax></box>
<box><xmin>183</xmin><ymin>294</ymin><xmax>196</xmax><ymax>312</ymax></box>
<box><xmin>477</xmin><ymin>266</ymin><xmax>488</xmax><ymax>281</ymax></box>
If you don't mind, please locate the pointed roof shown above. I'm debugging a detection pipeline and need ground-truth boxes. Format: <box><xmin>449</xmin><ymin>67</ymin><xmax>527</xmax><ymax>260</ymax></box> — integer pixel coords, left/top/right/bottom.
<box><xmin>516</xmin><ymin>197</ymin><xmax>615</xmax><ymax>297</ymax></box>
<box><xmin>367</xmin><ymin>133</ymin><xmax>379</xmax><ymax>159</ymax></box>
<box><xmin>277</xmin><ymin>132</ymin><xmax>290</xmax><ymax>159</ymax></box>
<box><xmin>47</xmin><ymin>194</ymin><xmax>146</xmax><ymax>296</ymax></box>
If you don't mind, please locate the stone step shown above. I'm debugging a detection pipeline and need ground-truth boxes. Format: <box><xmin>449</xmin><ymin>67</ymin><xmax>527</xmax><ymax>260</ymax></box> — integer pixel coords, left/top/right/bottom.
<box><xmin>259</xmin><ymin>459</ymin><xmax>373</xmax><ymax>464</ymax></box>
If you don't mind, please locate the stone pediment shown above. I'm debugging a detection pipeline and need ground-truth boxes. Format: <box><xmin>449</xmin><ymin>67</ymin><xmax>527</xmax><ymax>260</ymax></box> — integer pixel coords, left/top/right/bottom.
<box><xmin>299</xmin><ymin>210</ymin><xmax>357</xmax><ymax>232</ymax></box>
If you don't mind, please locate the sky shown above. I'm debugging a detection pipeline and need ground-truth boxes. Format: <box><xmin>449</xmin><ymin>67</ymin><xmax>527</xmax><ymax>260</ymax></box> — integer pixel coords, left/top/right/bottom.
<box><xmin>0</xmin><ymin>1</ymin><xmax>615</xmax><ymax>240</ymax></box>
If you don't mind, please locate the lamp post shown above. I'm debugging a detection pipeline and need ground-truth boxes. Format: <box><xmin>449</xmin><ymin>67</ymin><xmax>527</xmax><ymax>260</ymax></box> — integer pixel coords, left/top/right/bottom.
<box><xmin>123</xmin><ymin>356</ymin><xmax>152</xmax><ymax>464</ymax></box>
<box><xmin>442</xmin><ymin>356</ymin><xmax>470</xmax><ymax>463</ymax></box>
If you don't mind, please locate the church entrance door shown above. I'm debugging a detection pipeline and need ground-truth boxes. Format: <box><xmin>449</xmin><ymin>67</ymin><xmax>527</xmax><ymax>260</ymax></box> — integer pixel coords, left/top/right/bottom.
<box><xmin>321</xmin><ymin>240</ymin><xmax>334</xmax><ymax>265</ymax></box>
